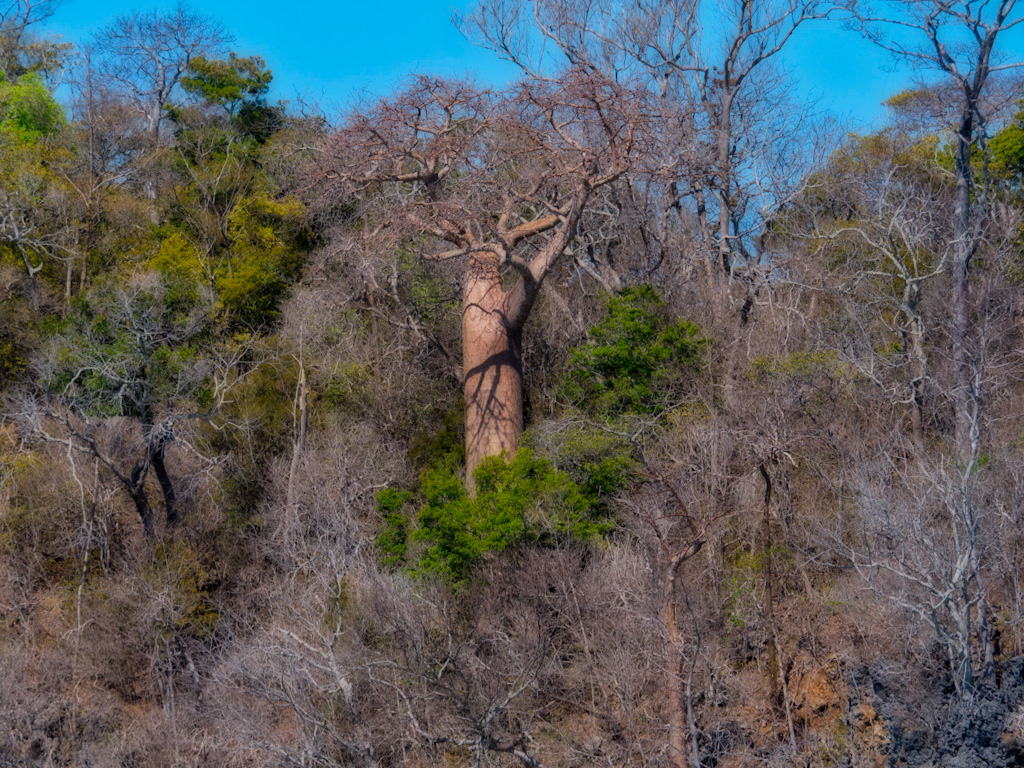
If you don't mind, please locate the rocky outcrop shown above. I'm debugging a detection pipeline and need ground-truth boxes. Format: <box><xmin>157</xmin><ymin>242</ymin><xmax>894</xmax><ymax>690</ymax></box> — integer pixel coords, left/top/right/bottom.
<box><xmin>847</xmin><ymin>659</ymin><xmax>1024</xmax><ymax>768</ymax></box>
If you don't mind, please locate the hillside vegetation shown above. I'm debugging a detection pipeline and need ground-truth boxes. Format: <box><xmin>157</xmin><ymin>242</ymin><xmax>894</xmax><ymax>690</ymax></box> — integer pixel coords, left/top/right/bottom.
<box><xmin>3</xmin><ymin>1</ymin><xmax>1024</xmax><ymax>767</ymax></box>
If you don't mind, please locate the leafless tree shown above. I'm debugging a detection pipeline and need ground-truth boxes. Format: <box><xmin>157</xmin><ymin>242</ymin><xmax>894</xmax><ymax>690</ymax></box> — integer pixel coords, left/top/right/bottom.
<box><xmin>787</xmin><ymin>124</ymin><xmax>956</xmax><ymax>446</ymax></box>
<box><xmin>859</xmin><ymin>0</ymin><xmax>1024</xmax><ymax>459</ymax></box>
<box><xmin>312</xmin><ymin>71</ymin><xmax>653</xmax><ymax>486</ymax></box>
<box><xmin>63</xmin><ymin>45</ymin><xmax>150</xmax><ymax>296</ymax></box>
<box><xmin>464</xmin><ymin>0</ymin><xmax>846</xmax><ymax>322</ymax></box>
<box><xmin>0</xmin><ymin>0</ymin><xmax>67</xmax><ymax>79</ymax></box>
<box><xmin>92</xmin><ymin>2</ymin><xmax>230</xmax><ymax>202</ymax></box>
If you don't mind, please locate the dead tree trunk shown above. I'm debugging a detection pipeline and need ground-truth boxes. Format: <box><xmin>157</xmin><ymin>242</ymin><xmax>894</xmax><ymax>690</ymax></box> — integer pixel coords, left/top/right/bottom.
<box><xmin>286</xmin><ymin>360</ymin><xmax>308</xmax><ymax>510</ymax></box>
<box><xmin>952</xmin><ymin>106</ymin><xmax>975</xmax><ymax>463</ymax></box>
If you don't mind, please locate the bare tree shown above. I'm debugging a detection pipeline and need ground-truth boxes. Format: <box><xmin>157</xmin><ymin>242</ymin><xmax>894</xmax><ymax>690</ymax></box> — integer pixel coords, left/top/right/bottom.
<box><xmin>464</xmin><ymin>0</ymin><xmax>845</xmax><ymax>321</ymax></box>
<box><xmin>312</xmin><ymin>71</ymin><xmax>652</xmax><ymax>486</ymax></box>
<box><xmin>63</xmin><ymin>45</ymin><xmax>149</xmax><ymax>295</ymax></box>
<box><xmin>630</xmin><ymin>466</ymin><xmax>716</xmax><ymax>768</ymax></box>
<box><xmin>92</xmin><ymin>2</ymin><xmax>230</xmax><ymax>202</ymax></box>
<box><xmin>787</xmin><ymin>123</ymin><xmax>956</xmax><ymax>446</ymax></box>
<box><xmin>835</xmin><ymin>334</ymin><xmax>1017</xmax><ymax>700</ymax></box>
<box><xmin>859</xmin><ymin>0</ymin><xmax>1024</xmax><ymax>459</ymax></box>
<box><xmin>0</xmin><ymin>0</ymin><xmax>67</xmax><ymax>79</ymax></box>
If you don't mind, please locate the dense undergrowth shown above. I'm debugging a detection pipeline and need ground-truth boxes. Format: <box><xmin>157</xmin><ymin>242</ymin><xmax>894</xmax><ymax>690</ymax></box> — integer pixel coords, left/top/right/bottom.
<box><xmin>3</xmin><ymin>3</ymin><xmax>1024</xmax><ymax>768</ymax></box>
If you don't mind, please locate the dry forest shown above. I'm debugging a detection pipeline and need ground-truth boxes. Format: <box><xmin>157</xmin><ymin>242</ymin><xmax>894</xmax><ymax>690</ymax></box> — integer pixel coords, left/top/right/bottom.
<box><xmin>3</xmin><ymin>0</ymin><xmax>1024</xmax><ymax>766</ymax></box>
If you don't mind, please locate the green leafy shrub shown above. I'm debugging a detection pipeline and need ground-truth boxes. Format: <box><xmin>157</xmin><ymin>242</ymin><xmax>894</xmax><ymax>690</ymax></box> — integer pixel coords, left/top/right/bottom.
<box><xmin>379</xmin><ymin>449</ymin><xmax>615</xmax><ymax>586</ymax></box>
<box><xmin>747</xmin><ymin>350</ymin><xmax>855</xmax><ymax>405</ymax></box>
<box><xmin>219</xmin><ymin>194</ymin><xmax>307</xmax><ymax>327</ymax></box>
<box><xmin>0</xmin><ymin>72</ymin><xmax>64</xmax><ymax>143</ymax></box>
<box><xmin>41</xmin><ymin>274</ymin><xmax>208</xmax><ymax>420</ymax></box>
<box><xmin>407</xmin><ymin>406</ymin><xmax>464</xmax><ymax>473</ymax></box>
<box><xmin>143</xmin><ymin>540</ymin><xmax>219</xmax><ymax>641</ymax></box>
<box><xmin>560</xmin><ymin>285</ymin><xmax>705</xmax><ymax>417</ymax></box>
<box><xmin>522</xmin><ymin>425</ymin><xmax>639</xmax><ymax>517</ymax></box>
<box><xmin>375</xmin><ymin>488</ymin><xmax>412</xmax><ymax>568</ymax></box>
<box><xmin>723</xmin><ymin>545</ymin><xmax>795</xmax><ymax>630</ymax></box>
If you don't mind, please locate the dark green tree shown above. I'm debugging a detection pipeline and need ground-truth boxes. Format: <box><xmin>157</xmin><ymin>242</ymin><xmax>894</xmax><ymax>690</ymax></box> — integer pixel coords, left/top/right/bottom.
<box><xmin>560</xmin><ymin>286</ymin><xmax>705</xmax><ymax>418</ymax></box>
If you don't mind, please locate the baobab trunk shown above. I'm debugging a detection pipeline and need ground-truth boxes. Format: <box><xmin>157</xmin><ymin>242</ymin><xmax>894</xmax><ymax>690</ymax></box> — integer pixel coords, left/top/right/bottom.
<box><xmin>463</xmin><ymin>251</ymin><xmax>523</xmax><ymax>491</ymax></box>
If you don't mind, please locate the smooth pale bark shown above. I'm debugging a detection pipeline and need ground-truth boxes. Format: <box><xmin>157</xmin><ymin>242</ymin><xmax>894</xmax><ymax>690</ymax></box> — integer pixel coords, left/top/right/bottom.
<box><xmin>459</xmin><ymin>187</ymin><xmax>590</xmax><ymax>490</ymax></box>
<box><xmin>463</xmin><ymin>251</ymin><xmax>523</xmax><ymax>489</ymax></box>
<box><xmin>286</xmin><ymin>361</ymin><xmax>308</xmax><ymax>511</ymax></box>
<box><xmin>906</xmin><ymin>312</ymin><xmax>927</xmax><ymax>449</ymax></box>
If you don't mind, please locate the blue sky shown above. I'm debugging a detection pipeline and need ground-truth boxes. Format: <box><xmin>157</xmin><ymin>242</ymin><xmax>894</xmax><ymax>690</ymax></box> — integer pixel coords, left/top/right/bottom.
<box><xmin>45</xmin><ymin>0</ymin><xmax>517</xmax><ymax>114</ymax></box>
<box><xmin>43</xmin><ymin>0</ymin><xmax>1024</xmax><ymax>130</ymax></box>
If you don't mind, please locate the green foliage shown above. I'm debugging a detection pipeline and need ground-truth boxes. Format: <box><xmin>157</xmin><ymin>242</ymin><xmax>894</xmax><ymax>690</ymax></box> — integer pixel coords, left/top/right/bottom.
<box><xmin>749</xmin><ymin>350</ymin><xmax>842</xmax><ymax>382</ymax></box>
<box><xmin>989</xmin><ymin>100</ymin><xmax>1024</xmax><ymax>214</ymax></box>
<box><xmin>0</xmin><ymin>334</ymin><xmax>26</xmax><ymax>382</ymax></box>
<box><xmin>320</xmin><ymin>363</ymin><xmax>373</xmax><ymax>417</ymax></box>
<box><xmin>179</xmin><ymin>53</ymin><xmax>281</xmax><ymax>144</ymax></box>
<box><xmin>748</xmin><ymin>350</ymin><xmax>856</xmax><ymax>404</ymax></box>
<box><xmin>0</xmin><ymin>71</ymin><xmax>64</xmax><ymax>143</ymax></box>
<box><xmin>41</xmin><ymin>274</ymin><xmax>209</xmax><ymax>420</ymax></box>
<box><xmin>413</xmin><ymin>462</ymin><xmax>524</xmax><ymax>584</ymax></box>
<box><xmin>148</xmin><ymin>232</ymin><xmax>205</xmax><ymax>316</ymax></box>
<box><xmin>723</xmin><ymin>546</ymin><xmax>794</xmax><ymax>629</ymax></box>
<box><xmin>165</xmin><ymin>98</ymin><xmax>308</xmax><ymax>330</ymax></box>
<box><xmin>816</xmin><ymin>720</ymin><xmax>851</xmax><ymax>767</ymax></box>
<box><xmin>375</xmin><ymin>488</ymin><xmax>412</xmax><ymax>568</ymax></box>
<box><xmin>991</xmin><ymin>120</ymin><xmax>1024</xmax><ymax>176</ymax></box>
<box><xmin>209</xmin><ymin>346</ymin><xmax>297</xmax><ymax>458</ymax></box>
<box><xmin>219</xmin><ymin>194</ymin><xmax>307</xmax><ymax>327</ymax></box>
<box><xmin>522</xmin><ymin>425</ymin><xmax>638</xmax><ymax>517</ymax></box>
<box><xmin>0</xmin><ymin>72</ymin><xmax>71</xmax><ymax>288</ymax></box>
<box><xmin>181</xmin><ymin>53</ymin><xmax>272</xmax><ymax>116</ymax></box>
<box><xmin>990</xmin><ymin>101</ymin><xmax>1024</xmax><ymax>175</ymax></box>
<box><xmin>882</xmin><ymin>89</ymin><xmax>930</xmax><ymax>111</ymax></box>
<box><xmin>748</xmin><ymin>350</ymin><xmax>857</xmax><ymax>415</ymax></box>
<box><xmin>381</xmin><ymin>449</ymin><xmax>615</xmax><ymax>585</ymax></box>
<box><xmin>559</xmin><ymin>286</ymin><xmax>705</xmax><ymax>418</ymax></box>
<box><xmin>407</xmin><ymin>406</ymin><xmax>465</xmax><ymax>473</ymax></box>
<box><xmin>0</xmin><ymin>289</ymin><xmax>33</xmax><ymax>388</ymax></box>
<box><xmin>793</xmin><ymin>127</ymin><xmax>947</xmax><ymax>237</ymax></box>
<box><xmin>830</xmin><ymin>130</ymin><xmax>945</xmax><ymax>189</ymax></box>
<box><xmin>166</xmin><ymin>49</ymin><xmax>307</xmax><ymax>332</ymax></box>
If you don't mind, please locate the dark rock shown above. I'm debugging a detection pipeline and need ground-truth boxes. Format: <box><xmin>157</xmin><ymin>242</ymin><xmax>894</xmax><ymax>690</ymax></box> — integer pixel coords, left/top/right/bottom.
<box><xmin>848</xmin><ymin>658</ymin><xmax>1024</xmax><ymax>768</ymax></box>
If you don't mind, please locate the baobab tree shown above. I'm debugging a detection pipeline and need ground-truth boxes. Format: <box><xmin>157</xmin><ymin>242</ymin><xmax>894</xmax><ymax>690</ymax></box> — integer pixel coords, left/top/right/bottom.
<box><xmin>313</xmin><ymin>71</ymin><xmax>653</xmax><ymax>485</ymax></box>
<box><xmin>464</xmin><ymin>0</ymin><xmax>845</xmax><ymax>321</ymax></box>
